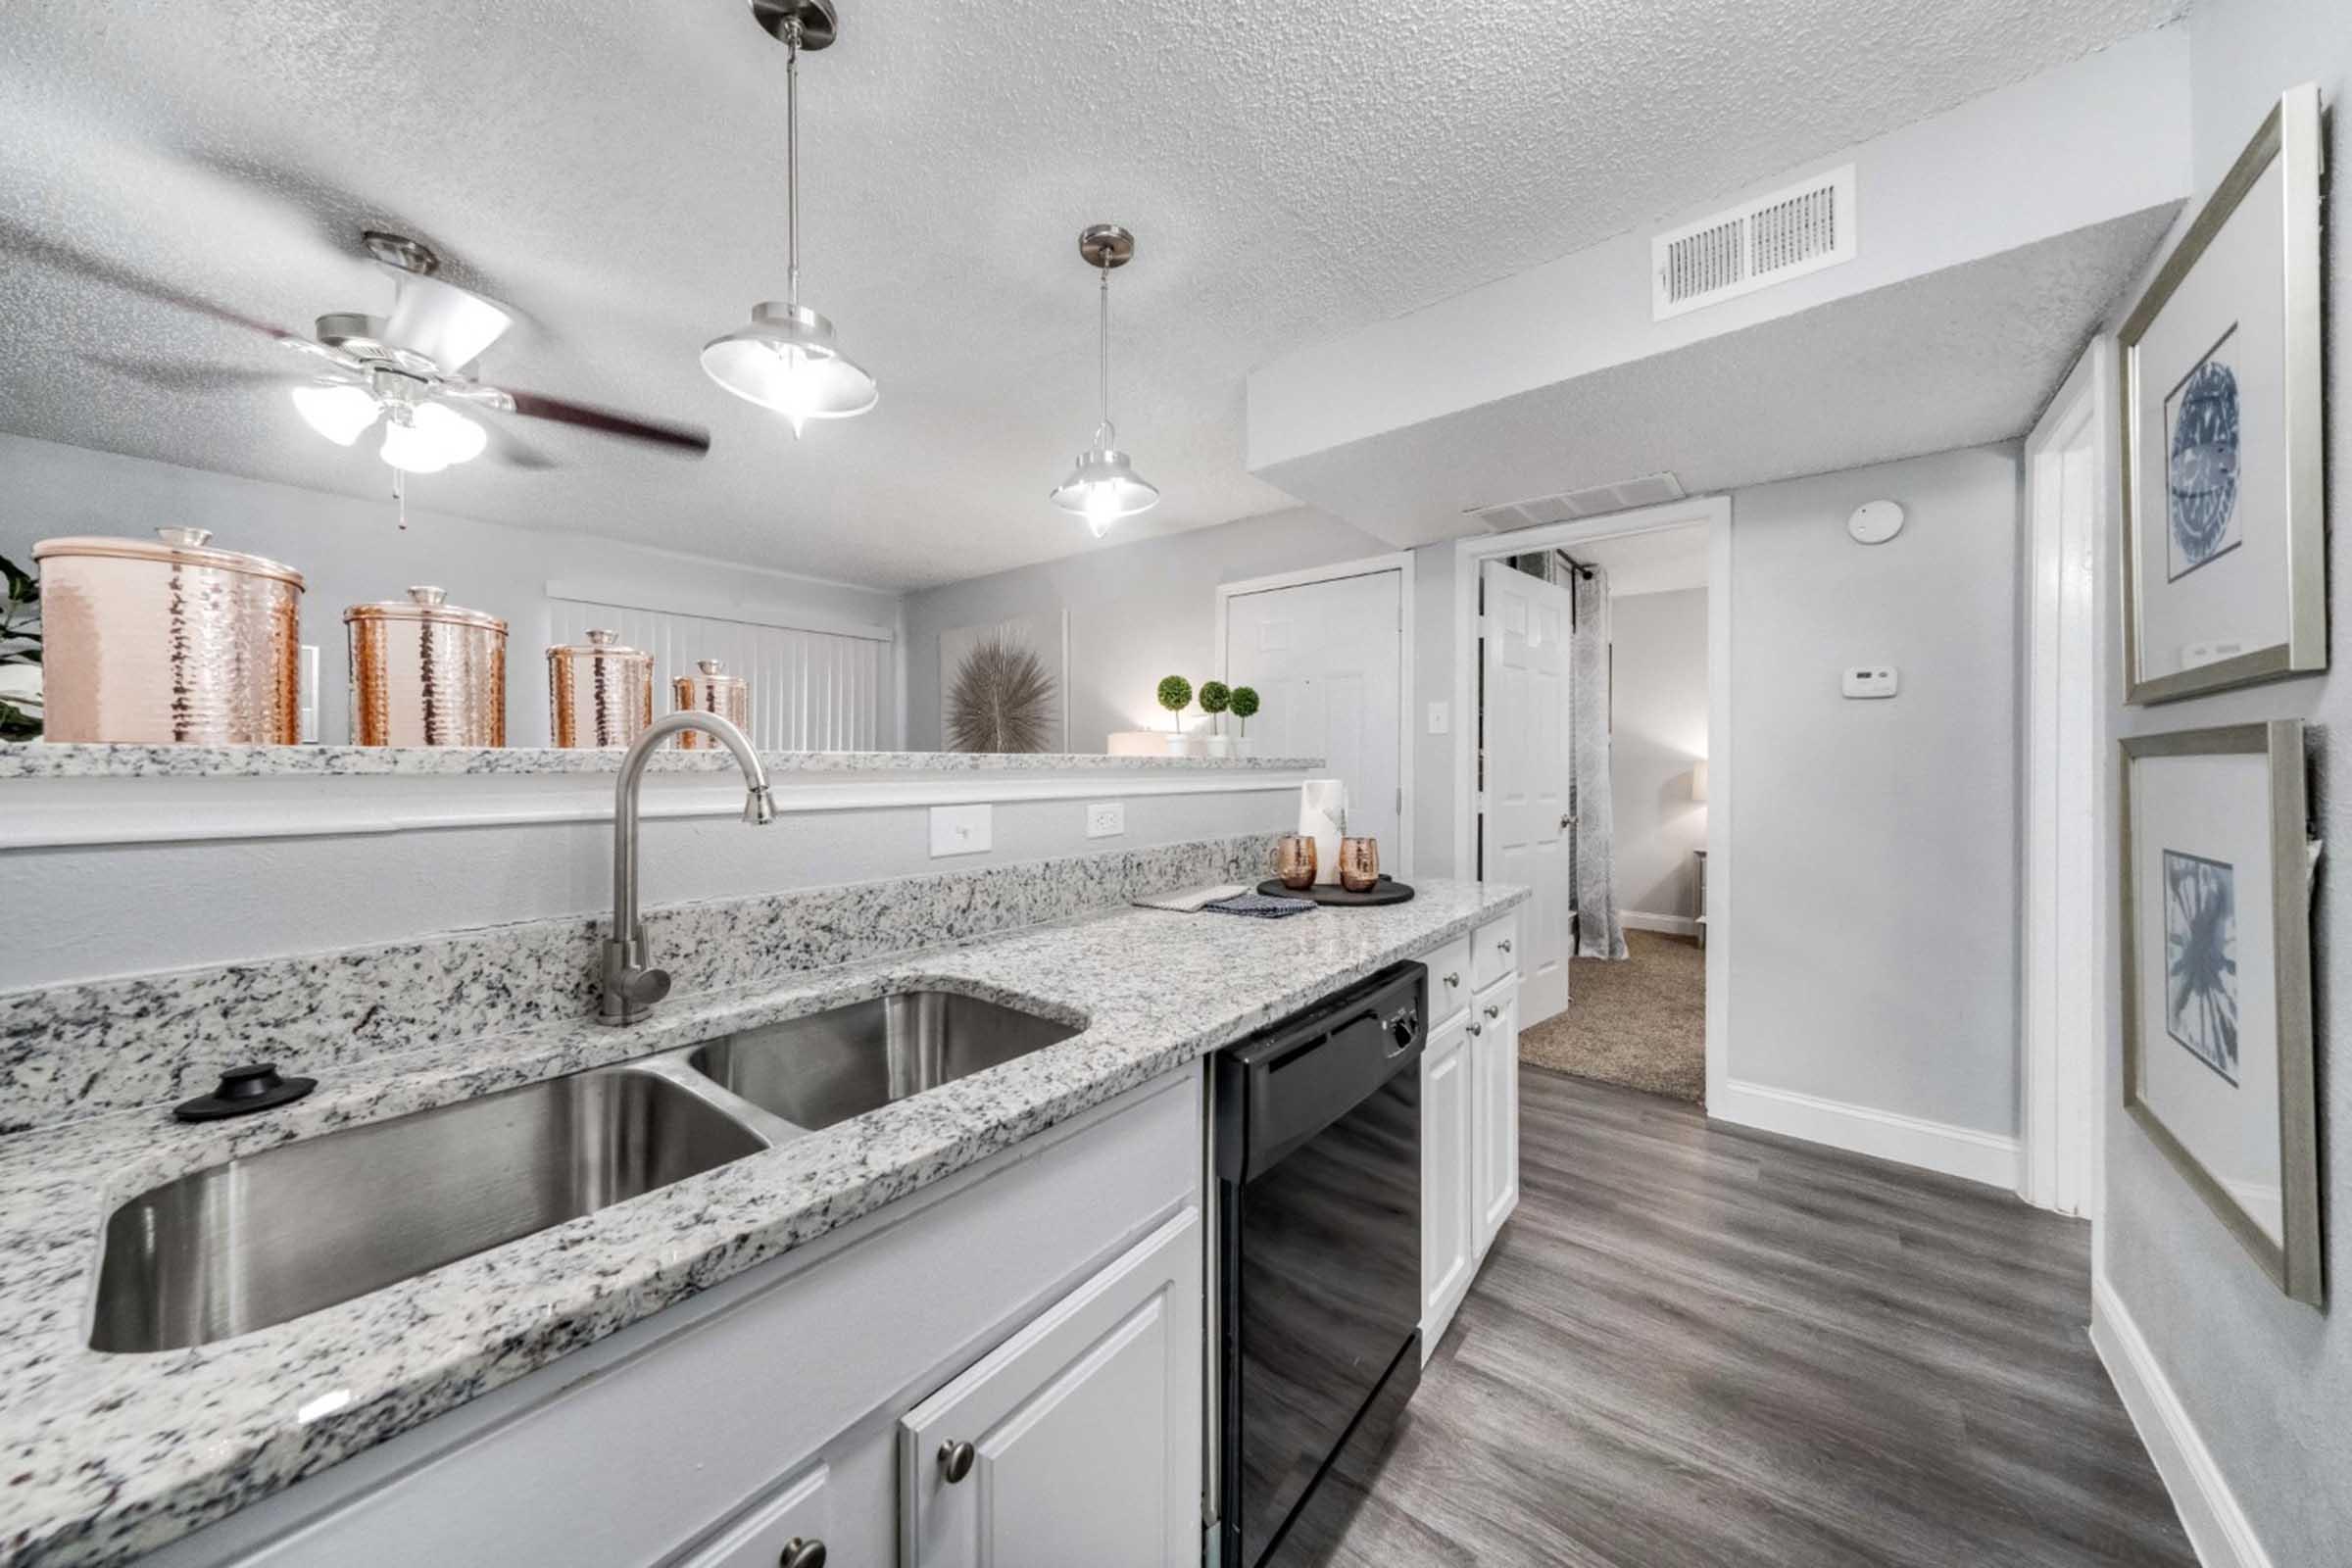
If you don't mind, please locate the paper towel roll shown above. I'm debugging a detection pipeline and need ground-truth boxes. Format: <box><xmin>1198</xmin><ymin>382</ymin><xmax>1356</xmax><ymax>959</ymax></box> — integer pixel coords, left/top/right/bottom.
<box><xmin>1298</xmin><ymin>778</ymin><xmax>1348</xmax><ymax>887</ymax></box>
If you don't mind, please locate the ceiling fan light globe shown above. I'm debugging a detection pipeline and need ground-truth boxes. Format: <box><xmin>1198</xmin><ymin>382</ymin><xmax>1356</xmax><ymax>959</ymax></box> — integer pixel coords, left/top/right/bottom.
<box><xmin>410</xmin><ymin>401</ymin><xmax>488</xmax><ymax>466</ymax></box>
<box><xmin>379</xmin><ymin>416</ymin><xmax>451</xmax><ymax>474</ymax></box>
<box><xmin>290</xmin><ymin>381</ymin><xmax>380</xmax><ymax>446</ymax></box>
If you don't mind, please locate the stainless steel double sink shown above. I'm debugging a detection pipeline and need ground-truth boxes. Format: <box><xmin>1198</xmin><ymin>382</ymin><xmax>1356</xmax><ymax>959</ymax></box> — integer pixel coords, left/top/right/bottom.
<box><xmin>89</xmin><ymin>990</ymin><xmax>1079</xmax><ymax>1354</ymax></box>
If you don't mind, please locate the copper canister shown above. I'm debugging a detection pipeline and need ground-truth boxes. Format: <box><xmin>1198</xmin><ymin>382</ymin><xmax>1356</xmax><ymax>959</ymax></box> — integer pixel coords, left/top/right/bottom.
<box><xmin>32</xmin><ymin>527</ymin><xmax>304</xmax><ymax>744</ymax></box>
<box><xmin>671</xmin><ymin>659</ymin><xmax>750</xmax><ymax>748</ymax></box>
<box><xmin>547</xmin><ymin>628</ymin><xmax>653</xmax><ymax>748</ymax></box>
<box><xmin>345</xmin><ymin>587</ymin><xmax>508</xmax><ymax>747</ymax></box>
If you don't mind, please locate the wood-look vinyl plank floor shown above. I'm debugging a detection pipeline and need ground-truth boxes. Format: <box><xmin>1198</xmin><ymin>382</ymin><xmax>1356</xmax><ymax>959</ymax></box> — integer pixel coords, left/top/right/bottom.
<box><xmin>1326</xmin><ymin>1068</ymin><xmax>2195</xmax><ymax>1568</ymax></box>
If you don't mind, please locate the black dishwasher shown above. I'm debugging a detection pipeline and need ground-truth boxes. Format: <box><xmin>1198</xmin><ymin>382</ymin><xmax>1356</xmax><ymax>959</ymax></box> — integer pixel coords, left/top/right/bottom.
<box><xmin>1215</xmin><ymin>961</ymin><xmax>1425</xmax><ymax>1568</ymax></box>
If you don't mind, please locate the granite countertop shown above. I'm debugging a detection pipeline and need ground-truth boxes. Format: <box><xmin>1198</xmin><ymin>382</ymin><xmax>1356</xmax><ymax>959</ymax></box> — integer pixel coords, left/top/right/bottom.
<box><xmin>0</xmin><ymin>879</ymin><xmax>1526</xmax><ymax>1566</ymax></box>
<box><xmin>0</xmin><ymin>744</ymin><xmax>1322</xmax><ymax>781</ymax></box>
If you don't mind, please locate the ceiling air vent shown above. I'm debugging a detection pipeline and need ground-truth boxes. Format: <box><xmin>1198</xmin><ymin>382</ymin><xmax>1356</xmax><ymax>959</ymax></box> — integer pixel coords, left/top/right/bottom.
<box><xmin>1467</xmin><ymin>471</ymin><xmax>1686</xmax><ymax>532</ymax></box>
<box><xmin>1651</xmin><ymin>164</ymin><xmax>1856</xmax><ymax>319</ymax></box>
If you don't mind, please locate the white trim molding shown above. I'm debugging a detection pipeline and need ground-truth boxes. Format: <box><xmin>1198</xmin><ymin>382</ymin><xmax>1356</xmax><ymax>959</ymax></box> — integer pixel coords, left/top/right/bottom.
<box><xmin>1215</xmin><ymin>551</ymin><xmax>1417</xmax><ymax>877</ymax></box>
<box><xmin>1711</xmin><ymin>1079</ymin><xmax>2022</xmax><ymax>1190</ymax></box>
<box><xmin>0</xmin><ymin>766</ymin><xmax>1317</xmax><ymax>850</ymax></box>
<box><xmin>2090</xmin><ymin>1274</ymin><xmax>2274</xmax><ymax>1568</ymax></box>
<box><xmin>1619</xmin><ymin>910</ymin><xmax>1699</xmax><ymax>937</ymax></box>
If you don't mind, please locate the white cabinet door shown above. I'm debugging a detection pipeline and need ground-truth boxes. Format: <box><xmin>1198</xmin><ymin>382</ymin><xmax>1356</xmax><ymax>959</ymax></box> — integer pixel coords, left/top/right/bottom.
<box><xmin>1472</xmin><ymin>980</ymin><xmax>1521</xmax><ymax>1253</ymax></box>
<box><xmin>1223</xmin><ymin>568</ymin><xmax>1404</xmax><ymax>859</ymax></box>
<box><xmin>1479</xmin><ymin>563</ymin><xmax>1573</xmax><ymax>1025</ymax></box>
<box><xmin>900</xmin><ymin>1207</ymin><xmax>1201</xmax><ymax>1568</ymax></box>
<box><xmin>1421</xmin><ymin>1016</ymin><xmax>1472</xmax><ymax>1355</ymax></box>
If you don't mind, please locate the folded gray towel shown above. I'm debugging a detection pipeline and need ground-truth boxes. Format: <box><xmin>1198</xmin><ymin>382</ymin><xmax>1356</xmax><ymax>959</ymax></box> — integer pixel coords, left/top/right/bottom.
<box><xmin>1203</xmin><ymin>891</ymin><xmax>1314</xmax><ymax>919</ymax></box>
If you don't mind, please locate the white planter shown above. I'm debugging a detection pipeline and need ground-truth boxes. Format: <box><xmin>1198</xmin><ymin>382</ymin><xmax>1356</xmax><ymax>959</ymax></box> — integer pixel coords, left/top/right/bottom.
<box><xmin>1205</xmin><ymin>734</ymin><xmax>1236</xmax><ymax>760</ymax></box>
<box><xmin>1163</xmin><ymin>732</ymin><xmax>1193</xmax><ymax>758</ymax></box>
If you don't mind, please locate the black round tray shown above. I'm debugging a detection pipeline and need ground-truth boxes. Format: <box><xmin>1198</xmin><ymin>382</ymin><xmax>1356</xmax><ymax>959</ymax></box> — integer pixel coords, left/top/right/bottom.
<box><xmin>1256</xmin><ymin>876</ymin><xmax>1416</xmax><ymax>907</ymax></box>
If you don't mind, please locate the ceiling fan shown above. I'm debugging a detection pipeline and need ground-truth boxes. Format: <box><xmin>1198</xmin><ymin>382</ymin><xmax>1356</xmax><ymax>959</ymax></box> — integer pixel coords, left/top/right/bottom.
<box><xmin>274</xmin><ymin>230</ymin><xmax>710</xmax><ymax>472</ymax></box>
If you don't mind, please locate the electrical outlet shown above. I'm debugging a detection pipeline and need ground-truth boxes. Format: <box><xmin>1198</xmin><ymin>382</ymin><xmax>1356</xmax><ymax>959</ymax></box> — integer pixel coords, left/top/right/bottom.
<box><xmin>1085</xmin><ymin>802</ymin><xmax>1126</xmax><ymax>839</ymax></box>
<box><xmin>1841</xmin><ymin>665</ymin><xmax>1899</xmax><ymax>700</ymax></box>
<box><xmin>929</xmin><ymin>804</ymin><xmax>993</xmax><ymax>858</ymax></box>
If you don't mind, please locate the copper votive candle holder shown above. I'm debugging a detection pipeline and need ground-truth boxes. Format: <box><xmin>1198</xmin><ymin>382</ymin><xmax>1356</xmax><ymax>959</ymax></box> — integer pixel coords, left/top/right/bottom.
<box><xmin>1339</xmin><ymin>837</ymin><xmax>1380</xmax><ymax>892</ymax></box>
<box><xmin>1276</xmin><ymin>834</ymin><xmax>1317</xmax><ymax>890</ymax></box>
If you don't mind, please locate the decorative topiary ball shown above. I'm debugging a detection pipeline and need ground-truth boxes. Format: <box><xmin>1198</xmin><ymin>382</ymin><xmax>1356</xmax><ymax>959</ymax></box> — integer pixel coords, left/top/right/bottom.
<box><xmin>1156</xmin><ymin>674</ymin><xmax>1193</xmax><ymax>715</ymax></box>
<box><xmin>1198</xmin><ymin>680</ymin><xmax>1231</xmax><ymax>714</ymax></box>
<box><xmin>1227</xmin><ymin>686</ymin><xmax>1259</xmax><ymax>719</ymax></box>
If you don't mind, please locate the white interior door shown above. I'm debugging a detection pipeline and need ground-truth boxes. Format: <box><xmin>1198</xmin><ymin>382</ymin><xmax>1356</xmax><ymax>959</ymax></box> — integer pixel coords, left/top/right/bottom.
<box><xmin>1224</xmin><ymin>570</ymin><xmax>1402</xmax><ymax>859</ymax></box>
<box><xmin>1480</xmin><ymin>562</ymin><xmax>1573</xmax><ymax>1026</ymax></box>
<box><xmin>2021</xmin><ymin>341</ymin><xmax>2109</xmax><ymax>1216</ymax></box>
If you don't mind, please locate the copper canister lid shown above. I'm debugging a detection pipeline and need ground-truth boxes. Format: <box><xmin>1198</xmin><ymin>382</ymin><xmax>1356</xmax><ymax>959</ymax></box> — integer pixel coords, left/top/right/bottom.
<box><xmin>33</xmin><ymin>527</ymin><xmax>305</xmax><ymax>588</ymax></box>
<box><xmin>345</xmin><ymin>585</ymin><xmax>507</xmax><ymax>633</ymax></box>
<box><xmin>547</xmin><ymin>627</ymin><xmax>651</xmax><ymax>663</ymax></box>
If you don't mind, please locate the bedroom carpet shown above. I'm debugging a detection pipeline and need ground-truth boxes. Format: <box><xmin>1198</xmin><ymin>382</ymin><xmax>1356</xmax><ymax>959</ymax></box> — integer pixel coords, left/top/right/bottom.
<box><xmin>1516</xmin><ymin>928</ymin><xmax>1704</xmax><ymax>1102</ymax></box>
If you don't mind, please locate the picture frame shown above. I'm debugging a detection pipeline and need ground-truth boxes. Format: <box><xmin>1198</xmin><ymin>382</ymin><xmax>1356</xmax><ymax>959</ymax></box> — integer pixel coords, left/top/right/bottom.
<box><xmin>2119</xmin><ymin>722</ymin><xmax>2322</xmax><ymax>1305</ymax></box>
<box><xmin>2118</xmin><ymin>83</ymin><xmax>2326</xmax><ymax>705</ymax></box>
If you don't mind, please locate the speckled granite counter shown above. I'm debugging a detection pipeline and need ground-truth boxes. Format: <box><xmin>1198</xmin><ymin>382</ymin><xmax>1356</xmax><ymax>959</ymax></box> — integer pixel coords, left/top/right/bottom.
<box><xmin>0</xmin><ymin>744</ymin><xmax>1320</xmax><ymax>780</ymax></box>
<box><xmin>0</xmin><ymin>879</ymin><xmax>1525</xmax><ymax>1567</ymax></box>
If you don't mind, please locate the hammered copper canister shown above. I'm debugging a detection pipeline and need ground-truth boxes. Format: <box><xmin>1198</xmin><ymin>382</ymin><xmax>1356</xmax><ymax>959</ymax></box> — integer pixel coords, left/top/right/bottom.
<box><xmin>672</xmin><ymin>659</ymin><xmax>750</xmax><ymax>748</ymax></box>
<box><xmin>547</xmin><ymin>628</ymin><xmax>653</xmax><ymax>748</ymax></box>
<box><xmin>32</xmin><ymin>527</ymin><xmax>304</xmax><ymax>744</ymax></box>
<box><xmin>345</xmin><ymin>587</ymin><xmax>508</xmax><ymax>747</ymax></box>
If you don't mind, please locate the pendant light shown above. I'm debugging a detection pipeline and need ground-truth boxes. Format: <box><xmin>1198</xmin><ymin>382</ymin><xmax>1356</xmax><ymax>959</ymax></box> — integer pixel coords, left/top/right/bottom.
<box><xmin>701</xmin><ymin>0</ymin><xmax>877</xmax><ymax>436</ymax></box>
<box><xmin>1051</xmin><ymin>223</ymin><xmax>1158</xmax><ymax>536</ymax></box>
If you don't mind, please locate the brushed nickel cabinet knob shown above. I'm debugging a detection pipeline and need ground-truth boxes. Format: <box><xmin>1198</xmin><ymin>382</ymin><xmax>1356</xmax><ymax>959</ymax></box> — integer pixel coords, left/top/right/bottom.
<box><xmin>778</xmin><ymin>1538</ymin><xmax>826</xmax><ymax>1568</ymax></box>
<box><xmin>1484</xmin><ymin>1004</ymin><xmax>1501</xmax><ymax>1020</ymax></box>
<box><xmin>940</xmin><ymin>1438</ymin><xmax>977</xmax><ymax>1484</ymax></box>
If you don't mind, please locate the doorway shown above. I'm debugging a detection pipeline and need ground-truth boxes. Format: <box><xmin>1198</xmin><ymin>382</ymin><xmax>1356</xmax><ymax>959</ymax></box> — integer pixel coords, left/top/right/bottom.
<box><xmin>1453</xmin><ymin>497</ymin><xmax>1731</xmax><ymax>1103</ymax></box>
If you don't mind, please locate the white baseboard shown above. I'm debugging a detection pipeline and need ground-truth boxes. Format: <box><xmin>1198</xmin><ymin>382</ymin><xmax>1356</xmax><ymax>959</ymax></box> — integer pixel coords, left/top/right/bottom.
<box><xmin>2089</xmin><ymin>1273</ymin><xmax>2273</xmax><ymax>1568</ymax></box>
<box><xmin>1620</xmin><ymin>909</ymin><xmax>1698</xmax><ymax>936</ymax></box>
<box><xmin>1710</xmin><ymin>1078</ymin><xmax>2021</xmax><ymax>1189</ymax></box>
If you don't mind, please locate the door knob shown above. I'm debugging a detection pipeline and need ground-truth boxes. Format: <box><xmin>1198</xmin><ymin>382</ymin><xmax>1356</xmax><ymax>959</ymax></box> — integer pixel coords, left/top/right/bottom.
<box><xmin>940</xmin><ymin>1438</ymin><xmax>977</xmax><ymax>1484</ymax></box>
<box><xmin>778</xmin><ymin>1539</ymin><xmax>826</xmax><ymax>1568</ymax></box>
<box><xmin>1559</xmin><ymin>814</ymin><xmax>1574</xmax><ymax>829</ymax></box>
<box><xmin>1497</xmin><ymin>939</ymin><xmax>1512</xmax><ymax>954</ymax></box>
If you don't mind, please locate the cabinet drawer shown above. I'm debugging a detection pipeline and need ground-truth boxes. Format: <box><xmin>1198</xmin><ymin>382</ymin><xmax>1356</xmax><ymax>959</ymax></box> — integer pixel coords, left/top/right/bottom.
<box><xmin>678</xmin><ymin>1462</ymin><xmax>829</xmax><ymax>1568</ymax></box>
<box><xmin>1424</xmin><ymin>936</ymin><xmax>1472</xmax><ymax>1026</ymax></box>
<box><xmin>1472</xmin><ymin>911</ymin><xmax>1519</xmax><ymax>991</ymax></box>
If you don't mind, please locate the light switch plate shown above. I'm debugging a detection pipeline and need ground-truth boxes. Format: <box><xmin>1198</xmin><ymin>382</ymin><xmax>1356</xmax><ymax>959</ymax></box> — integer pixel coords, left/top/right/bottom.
<box><xmin>1085</xmin><ymin>802</ymin><xmax>1125</xmax><ymax>839</ymax></box>
<box><xmin>1841</xmin><ymin>665</ymin><xmax>1899</xmax><ymax>699</ymax></box>
<box><xmin>929</xmin><ymin>803</ymin><xmax>993</xmax><ymax>858</ymax></box>
<box><xmin>1427</xmin><ymin>701</ymin><xmax>1449</xmax><ymax>735</ymax></box>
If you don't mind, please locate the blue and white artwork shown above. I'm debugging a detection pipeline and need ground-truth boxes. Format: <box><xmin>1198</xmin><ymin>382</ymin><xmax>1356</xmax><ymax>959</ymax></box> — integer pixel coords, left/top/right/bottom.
<box><xmin>2164</xmin><ymin>327</ymin><xmax>2243</xmax><ymax>583</ymax></box>
<box><xmin>2163</xmin><ymin>850</ymin><xmax>2239</xmax><ymax>1084</ymax></box>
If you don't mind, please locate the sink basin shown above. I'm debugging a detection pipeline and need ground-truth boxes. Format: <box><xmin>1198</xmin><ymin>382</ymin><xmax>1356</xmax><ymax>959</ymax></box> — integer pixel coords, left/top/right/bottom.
<box><xmin>688</xmin><ymin>990</ymin><xmax>1080</xmax><ymax>1132</ymax></box>
<box><xmin>89</xmin><ymin>1064</ymin><xmax>768</xmax><ymax>1352</ymax></box>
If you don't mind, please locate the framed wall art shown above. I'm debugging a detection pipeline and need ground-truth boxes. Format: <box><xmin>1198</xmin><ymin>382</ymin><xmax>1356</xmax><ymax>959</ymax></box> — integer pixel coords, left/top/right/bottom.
<box><xmin>939</xmin><ymin>610</ymin><xmax>1068</xmax><ymax>753</ymax></box>
<box><xmin>2120</xmin><ymin>722</ymin><xmax>2322</xmax><ymax>1305</ymax></box>
<box><xmin>2119</xmin><ymin>83</ymin><xmax>2326</xmax><ymax>704</ymax></box>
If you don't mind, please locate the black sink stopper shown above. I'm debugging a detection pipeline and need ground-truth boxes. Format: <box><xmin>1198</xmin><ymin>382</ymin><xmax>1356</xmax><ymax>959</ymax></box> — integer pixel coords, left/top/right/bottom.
<box><xmin>172</xmin><ymin>1063</ymin><xmax>318</xmax><ymax>1122</ymax></box>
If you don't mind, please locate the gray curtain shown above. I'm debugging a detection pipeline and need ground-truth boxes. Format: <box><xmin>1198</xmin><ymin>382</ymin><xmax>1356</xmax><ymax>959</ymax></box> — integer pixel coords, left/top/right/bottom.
<box><xmin>1572</xmin><ymin>566</ymin><xmax>1627</xmax><ymax>959</ymax></box>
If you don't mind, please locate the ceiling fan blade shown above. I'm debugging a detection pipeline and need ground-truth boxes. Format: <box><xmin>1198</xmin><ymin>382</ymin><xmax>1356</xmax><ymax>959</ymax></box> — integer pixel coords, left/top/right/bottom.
<box><xmin>482</xmin><ymin>417</ymin><xmax>560</xmax><ymax>471</ymax></box>
<box><xmin>382</xmin><ymin>272</ymin><xmax>512</xmax><ymax>371</ymax></box>
<box><xmin>502</xmin><ymin>390</ymin><xmax>711</xmax><ymax>457</ymax></box>
<box><xmin>80</xmin><ymin>354</ymin><xmax>301</xmax><ymax>395</ymax></box>
<box><xmin>0</xmin><ymin>216</ymin><xmax>296</xmax><ymax>340</ymax></box>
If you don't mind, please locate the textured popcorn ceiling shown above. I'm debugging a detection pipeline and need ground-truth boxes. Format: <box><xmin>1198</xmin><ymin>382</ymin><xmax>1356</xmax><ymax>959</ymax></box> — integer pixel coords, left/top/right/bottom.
<box><xmin>0</xmin><ymin>0</ymin><xmax>2181</xmax><ymax>590</ymax></box>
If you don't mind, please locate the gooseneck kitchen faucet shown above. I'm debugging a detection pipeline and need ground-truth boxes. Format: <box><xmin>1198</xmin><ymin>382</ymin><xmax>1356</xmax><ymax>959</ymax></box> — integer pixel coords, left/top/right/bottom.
<box><xmin>603</xmin><ymin>711</ymin><xmax>774</xmax><ymax>1024</ymax></box>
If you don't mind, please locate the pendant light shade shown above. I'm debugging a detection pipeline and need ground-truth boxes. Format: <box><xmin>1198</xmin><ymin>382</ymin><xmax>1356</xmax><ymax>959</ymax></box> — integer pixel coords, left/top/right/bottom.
<box><xmin>1052</xmin><ymin>223</ymin><xmax>1157</xmax><ymax>534</ymax></box>
<box><xmin>703</xmin><ymin>0</ymin><xmax>874</xmax><ymax>436</ymax></box>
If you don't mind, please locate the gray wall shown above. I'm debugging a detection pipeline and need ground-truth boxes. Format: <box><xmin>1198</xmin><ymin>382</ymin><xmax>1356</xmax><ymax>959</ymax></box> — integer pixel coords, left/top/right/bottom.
<box><xmin>1728</xmin><ymin>446</ymin><xmax>2021</xmax><ymax>1136</ymax></box>
<box><xmin>2099</xmin><ymin>1</ymin><xmax>2352</xmax><ymax>1557</ymax></box>
<box><xmin>1411</xmin><ymin>445</ymin><xmax>2024</xmax><ymax>1139</ymax></box>
<box><xmin>902</xmin><ymin>507</ymin><xmax>1388</xmax><ymax>754</ymax></box>
<box><xmin>1608</xmin><ymin>587</ymin><xmax>1708</xmax><ymax>920</ymax></box>
<box><xmin>0</xmin><ymin>432</ymin><xmax>906</xmax><ymax>747</ymax></box>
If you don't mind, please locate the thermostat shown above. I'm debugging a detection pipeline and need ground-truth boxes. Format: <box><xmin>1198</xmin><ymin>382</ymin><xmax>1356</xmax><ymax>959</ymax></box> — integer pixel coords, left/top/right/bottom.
<box><xmin>1842</xmin><ymin>666</ymin><xmax>1899</xmax><ymax>699</ymax></box>
<box><xmin>1847</xmin><ymin>500</ymin><xmax>1905</xmax><ymax>545</ymax></box>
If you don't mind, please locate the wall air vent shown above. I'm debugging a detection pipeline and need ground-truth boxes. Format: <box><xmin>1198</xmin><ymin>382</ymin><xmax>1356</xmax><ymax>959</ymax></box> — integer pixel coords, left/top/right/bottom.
<box><xmin>1466</xmin><ymin>471</ymin><xmax>1686</xmax><ymax>532</ymax></box>
<box><xmin>1652</xmin><ymin>164</ymin><xmax>1856</xmax><ymax>319</ymax></box>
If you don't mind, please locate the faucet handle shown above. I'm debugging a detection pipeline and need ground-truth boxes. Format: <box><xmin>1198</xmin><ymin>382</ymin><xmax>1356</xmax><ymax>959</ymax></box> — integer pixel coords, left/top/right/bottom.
<box><xmin>615</xmin><ymin>966</ymin><xmax>672</xmax><ymax>1007</ymax></box>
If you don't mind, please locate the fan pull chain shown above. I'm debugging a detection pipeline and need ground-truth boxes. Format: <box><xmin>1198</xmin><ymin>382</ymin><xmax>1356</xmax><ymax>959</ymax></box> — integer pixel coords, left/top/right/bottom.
<box><xmin>392</xmin><ymin>466</ymin><xmax>409</xmax><ymax>530</ymax></box>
